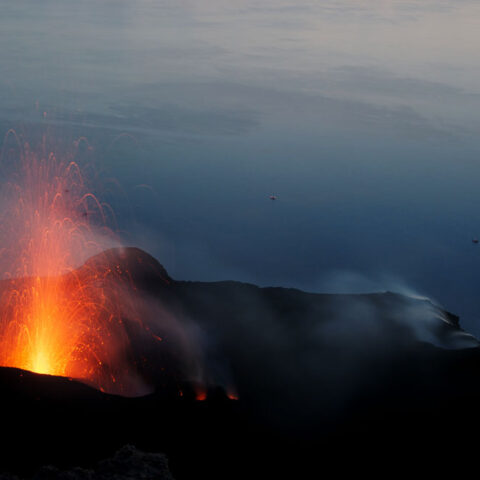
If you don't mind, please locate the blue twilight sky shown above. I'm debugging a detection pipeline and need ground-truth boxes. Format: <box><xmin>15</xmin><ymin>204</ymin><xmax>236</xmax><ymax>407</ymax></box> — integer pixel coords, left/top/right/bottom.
<box><xmin>2</xmin><ymin>0</ymin><xmax>480</xmax><ymax>335</ymax></box>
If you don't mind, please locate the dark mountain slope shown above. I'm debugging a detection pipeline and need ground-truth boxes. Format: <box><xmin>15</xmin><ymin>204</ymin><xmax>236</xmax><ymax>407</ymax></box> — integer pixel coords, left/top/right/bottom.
<box><xmin>1</xmin><ymin>248</ymin><xmax>480</xmax><ymax>478</ymax></box>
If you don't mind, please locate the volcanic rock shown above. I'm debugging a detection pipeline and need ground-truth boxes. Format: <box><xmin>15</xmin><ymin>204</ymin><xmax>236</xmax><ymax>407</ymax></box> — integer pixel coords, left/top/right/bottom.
<box><xmin>79</xmin><ymin>247</ymin><xmax>172</xmax><ymax>288</ymax></box>
<box><xmin>0</xmin><ymin>446</ymin><xmax>173</xmax><ymax>480</ymax></box>
<box><xmin>1</xmin><ymin>247</ymin><xmax>480</xmax><ymax>478</ymax></box>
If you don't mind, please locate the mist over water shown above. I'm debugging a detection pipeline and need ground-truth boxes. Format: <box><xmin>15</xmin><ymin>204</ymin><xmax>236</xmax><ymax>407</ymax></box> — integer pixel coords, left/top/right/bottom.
<box><xmin>2</xmin><ymin>0</ymin><xmax>480</xmax><ymax>335</ymax></box>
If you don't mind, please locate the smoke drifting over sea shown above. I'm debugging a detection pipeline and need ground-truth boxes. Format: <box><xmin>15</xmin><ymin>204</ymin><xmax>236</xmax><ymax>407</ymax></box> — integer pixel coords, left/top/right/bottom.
<box><xmin>0</xmin><ymin>128</ymin><xmax>476</xmax><ymax>423</ymax></box>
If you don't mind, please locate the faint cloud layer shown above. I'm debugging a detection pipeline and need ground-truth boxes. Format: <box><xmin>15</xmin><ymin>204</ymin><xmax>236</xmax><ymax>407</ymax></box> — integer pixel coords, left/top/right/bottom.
<box><xmin>9</xmin><ymin>79</ymin><xmax>471</xmax><ymax>142</ymax></box>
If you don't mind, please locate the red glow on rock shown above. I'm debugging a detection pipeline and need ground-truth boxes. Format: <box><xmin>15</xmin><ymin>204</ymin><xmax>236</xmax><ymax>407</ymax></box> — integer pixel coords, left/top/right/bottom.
<box><xmin>195</xmin><ymin>387</ymin><xmax>207</xmax><ymax>401</ymax></box>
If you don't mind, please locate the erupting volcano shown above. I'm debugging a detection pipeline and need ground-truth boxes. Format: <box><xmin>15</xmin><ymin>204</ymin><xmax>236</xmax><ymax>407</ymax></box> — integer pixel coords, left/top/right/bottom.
<box><xmin>0</xmin><ymin>131</ymin><xmax>182</xmax><ymax>396</ymax></box>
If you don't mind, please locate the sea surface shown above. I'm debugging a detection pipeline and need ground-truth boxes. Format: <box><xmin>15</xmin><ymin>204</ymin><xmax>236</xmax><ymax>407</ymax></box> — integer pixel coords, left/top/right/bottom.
<box><xmin>2</xmin><ymin>0</ymin><xmax>480</xmax><ymax>335</ymax></box>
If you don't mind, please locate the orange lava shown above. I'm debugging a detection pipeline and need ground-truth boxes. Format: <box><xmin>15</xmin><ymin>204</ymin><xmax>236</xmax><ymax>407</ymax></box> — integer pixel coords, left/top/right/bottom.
<box><xmin>0</xmin><ymin>131</ymin><xmax>141</xmax><ymax>395</ymax></box>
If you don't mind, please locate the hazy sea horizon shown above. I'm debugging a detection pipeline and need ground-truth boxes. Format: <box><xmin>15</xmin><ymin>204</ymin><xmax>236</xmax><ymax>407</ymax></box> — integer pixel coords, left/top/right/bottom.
<box><xmin>2</xmin><ymin>0</ymin><xmax>480</xmax><ymax>335</ymax></box>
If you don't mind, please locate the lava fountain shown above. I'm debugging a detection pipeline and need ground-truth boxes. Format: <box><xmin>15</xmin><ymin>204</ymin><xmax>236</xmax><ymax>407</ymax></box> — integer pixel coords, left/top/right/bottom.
<box><xmin>0</xmin><ymin>130</ymin><xmax>155</xmax><ymax>395</ymax></box>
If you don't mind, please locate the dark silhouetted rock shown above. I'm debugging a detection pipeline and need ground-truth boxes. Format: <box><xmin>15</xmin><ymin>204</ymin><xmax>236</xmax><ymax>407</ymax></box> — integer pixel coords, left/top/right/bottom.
<box><xmin>0</xmin><ymin>248</ymin><xmax>480</xmax><ymax>479</ymax></box>
<box><xmin>27</xmin><ymin>446</ymin><xmax>172</xmax><ymax>480</ymax></box>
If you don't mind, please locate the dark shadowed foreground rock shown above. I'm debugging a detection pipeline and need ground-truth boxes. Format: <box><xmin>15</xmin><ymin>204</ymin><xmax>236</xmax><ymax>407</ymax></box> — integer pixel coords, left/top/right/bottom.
<box><xmin>0</xmin><ymin>446</ymin><xmax>173</xmax><ymax>480</ymax></box>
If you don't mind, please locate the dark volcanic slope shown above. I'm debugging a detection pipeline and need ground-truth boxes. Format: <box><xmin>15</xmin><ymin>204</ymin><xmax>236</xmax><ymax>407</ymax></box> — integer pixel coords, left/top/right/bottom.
<box><xmin>1</xmin><ymin>247</ymin><xmax>480</xmax><ymax>479</ymax></box>
<box><xmin>0</xmin><ymin>446</ymin><xmax>173</xmax><ymax>480</ymax></box>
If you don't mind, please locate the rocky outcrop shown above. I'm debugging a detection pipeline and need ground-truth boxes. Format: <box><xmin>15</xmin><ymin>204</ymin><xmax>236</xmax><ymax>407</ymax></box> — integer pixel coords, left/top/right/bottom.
<box><xmin>0</xmin><ymin>446</ymin><xmax>173</xmax><ymax>480</ymax></box>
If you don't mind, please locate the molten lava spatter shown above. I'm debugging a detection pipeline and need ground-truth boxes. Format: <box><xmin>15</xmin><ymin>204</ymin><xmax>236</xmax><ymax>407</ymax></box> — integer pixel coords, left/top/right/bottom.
<box><xmin>0</xmin><ymin>130</ymin><xmax>209</xmax><ymax>398</ymax></box>
<box><xmin>0</xmin><ymin>131</ymin><xmax>142</xmax><ymax>395</ymax></box>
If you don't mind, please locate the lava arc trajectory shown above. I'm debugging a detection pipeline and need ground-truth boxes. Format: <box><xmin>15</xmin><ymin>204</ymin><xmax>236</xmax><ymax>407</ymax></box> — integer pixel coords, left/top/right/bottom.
<box><xmin>0</xmin><ymin>131</ymin><xmax>151</xmax><ymax>395</ymax></box>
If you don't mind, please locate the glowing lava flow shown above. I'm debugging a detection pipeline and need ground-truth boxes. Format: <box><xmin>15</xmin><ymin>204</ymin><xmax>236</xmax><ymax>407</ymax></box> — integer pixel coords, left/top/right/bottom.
<box><xmin>0</xmin><ymin>131</ymin><xmax>143</xmax><ymax>395</ymax></box>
